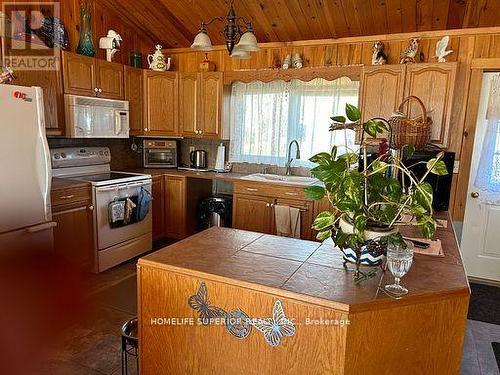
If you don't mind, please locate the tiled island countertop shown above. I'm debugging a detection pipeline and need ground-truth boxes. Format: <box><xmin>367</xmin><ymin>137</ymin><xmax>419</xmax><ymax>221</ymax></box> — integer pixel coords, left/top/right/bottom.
<box><xmin>137</xmin><ymin>212</ymin><xmax>469</xmax><ymax>374</ymax></box>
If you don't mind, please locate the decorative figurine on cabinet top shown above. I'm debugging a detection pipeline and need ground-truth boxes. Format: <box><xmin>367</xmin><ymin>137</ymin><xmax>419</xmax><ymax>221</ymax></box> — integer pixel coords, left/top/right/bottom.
<box><xmin>76</xmin><ymin>1</ymin><xmax>96</xmax><ymax>57</ymax></box>
<box><xmin>148</xmin><ymin>45</ymin><xmax>171</xmax><ymax>71</ymax></box>
<box><xmin>400</xmin><ymin>38</ymin><xmax>419</xmax><ymax>64</ymax></box>
<box><xmin>435</xmin><ymin>36</ymin><xmax>453</xmax><ymax>63</ymax></box>
<box><xmin>99</xmin><ymin>30</ymin><xmax>122</xmax><ymax>62</ymax></box>
<box><xmin>282</xmin><ymin>54</ymin><xmax>291</xmax><ymax>70</ymax></box>
<box><xmin>372</xmin><ymin>41</ymin><xmax>387</xmax><ymax>65</ymax></box>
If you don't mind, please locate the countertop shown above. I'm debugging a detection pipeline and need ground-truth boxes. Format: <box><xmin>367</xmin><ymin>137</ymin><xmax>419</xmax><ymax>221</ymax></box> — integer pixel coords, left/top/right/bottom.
<box><xmin>138</xmin><ymin>212</ymin><xmax>469</xmax><ymax>313</ymax></box>
<box><xmin>127</xmin><ymin>168</ymin><xmax>248</xmax><ymax>182</ymax></box>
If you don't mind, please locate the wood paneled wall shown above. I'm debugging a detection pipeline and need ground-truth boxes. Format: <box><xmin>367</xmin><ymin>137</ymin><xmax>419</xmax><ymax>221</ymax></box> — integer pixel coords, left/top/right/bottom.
<box><xmin>2</xmin><ymin>0</ymin><xmax>156</xmax><ymax>66</ymax></box>
<box><xmin>165</xmin><ymin>27</ymin><xmax>500</xmax><ymax>220</ymax></box>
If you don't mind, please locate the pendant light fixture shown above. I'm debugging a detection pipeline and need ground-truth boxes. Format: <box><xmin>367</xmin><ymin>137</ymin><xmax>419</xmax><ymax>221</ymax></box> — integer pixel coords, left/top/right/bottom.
<box><xmin>191</xmin><ymin>0</ymin><xmax>259</xmax><ymax>59</ymax></box>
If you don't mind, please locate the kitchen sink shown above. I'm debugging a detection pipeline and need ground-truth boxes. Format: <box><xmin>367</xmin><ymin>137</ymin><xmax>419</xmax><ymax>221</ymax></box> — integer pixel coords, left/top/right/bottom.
<box><xmin>240</xmin><ymin>173</ymin><xmax>318</xmax><ymax>186</ymax></box>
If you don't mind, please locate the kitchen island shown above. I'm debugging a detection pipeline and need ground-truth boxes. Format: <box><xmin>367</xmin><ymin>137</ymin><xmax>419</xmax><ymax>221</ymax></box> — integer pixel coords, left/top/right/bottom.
<box><xmin>137</xmin><ymin>215</ymin><xmax>469</xmax><ymax>374</ymax></box>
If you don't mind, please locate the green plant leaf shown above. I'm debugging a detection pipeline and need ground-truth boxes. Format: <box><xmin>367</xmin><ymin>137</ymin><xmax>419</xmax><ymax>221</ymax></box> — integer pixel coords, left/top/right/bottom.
<box><xmin>363</xmin><ymin>119</ymin><xmax>388</xmax><ymax>138</ymax></box>
<box><xmin>353</xmin><ymin>214</ymin><xmax>367</xmax><ymax>240</ymax></box>
<box><xmin>331</xmin><ymin>145</ymin><xmax>338</xmax><ymax>159</ymax></box>
<box><xmin>427</xmin><ymin>159</ymin><xmax>448</xmax><ymax>175</ymax></box>
<box><xmin>346</xmin><ymin>104</ymin><xmax>361</xmax><ymax>122</ymax></box>
<box><xmin>414</xmin><ymin>182</ymin><xmax>433</xmax><ymax>211</ymax></box>
<box><xmin>316</xmin><ymin>229</ymin><xmax>332</xmax><ymax>241</ymax></box>
<box><xmin>371</xmin><ymin>160</ymin><xmax>388</xmax><ymax>174</ymax></box>
<box><xmin>403</xmin><ymin>144</ymin><xmax>416</xmax><ymax>159</ymax></box>
<box><xmin>309</xmin><ymin>152</ymin><xmax>332</xmax><ymax>166</ymax></box>
<box><xmin>419</xmin><ymin>219</ymin><xmax>436</xmax><ymax>239</ymax></box>
<box><xmin>331</xmin><ymin>116</ymin><xmax>346</xmax><ymax>124</ymax></box>
<box><xmin>339</xmin><ymin>152</ymin><xmax>358</xmax><ymax>165</ymax></box>
<box><xmin>304</xmin><ymin>186</ymin><xmax>326</xmax><ymax>200</ymax></box>
<box><xmin>312</xmin><ymin>211</ymin><xmax>335</xmax><ymax>231</ymax></box>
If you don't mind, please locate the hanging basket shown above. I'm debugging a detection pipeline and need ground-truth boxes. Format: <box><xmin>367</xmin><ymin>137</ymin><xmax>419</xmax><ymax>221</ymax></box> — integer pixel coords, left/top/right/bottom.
<box><xmin>389</xmin><ymin>96</ymin><xmax>432</xmax><ymax>150</ymax></box>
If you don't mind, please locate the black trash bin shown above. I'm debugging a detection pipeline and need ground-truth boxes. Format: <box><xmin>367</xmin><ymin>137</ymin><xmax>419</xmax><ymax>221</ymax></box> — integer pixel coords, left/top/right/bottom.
<box><xmin>198</xmin><ymin>195</ymin><xmax>232</xmax><ymax>228</ymax></box>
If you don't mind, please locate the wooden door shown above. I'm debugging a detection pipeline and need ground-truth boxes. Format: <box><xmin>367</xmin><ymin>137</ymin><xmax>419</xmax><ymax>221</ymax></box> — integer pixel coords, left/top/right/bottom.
<box><xmin>199</xmin><ymin>72</ymin><xmax>223</xmax><ymax>138</ymax></box>
<box><xmin>151</xmin><ymin>176</ymin><xmax>165</xmax><ymax>242</ymax></box>
<box><xmin>404</xmin><ymin>62</ymin><xmax>457</xmax><ymax>147</ymax></box>
<box><xmin>271</xmin><ymin>199</ymin><xmax>314</xmax><ymax>240</ymax></box>
<box><xmin>461</xmin><ymin>73</ymin><xmax>500</xmax><ymax>282</ymax></box>
<box><xmin>359</xmin><ymin>65</ymin><xmax>406</xmax><ymax>141</ymax></box>
<box><xmin>144</xmin><ymin>71</ymin><xmax>179</xmax><ymax>136</ymax></box>
<box><xmin>10</xmin><ymin>50</ymin><xmax>65</xmax><ymax>135</ymax></box>
<box><xmin>232</xmin><ymin>194</ymin><xmax>273</xmax><ymax>234</ymax></box>
<box><xmin>179</xmin><ymin>73</ymin><xmax>200</xmax><ymax>137</ymax></box>
<box><xmin>96</xmin><ymin>59</ymin><xmax>124</xmax><ymax>99</ymax></box>
<box><xmin>53</xmin><ymin>205</ymin><xmax>94</xmax><ymax>270</ymax></box>
<box><xmin>62</xmin><ymin>51</ymin><xmax>96</xmax><ymax>96</ymax></box>
<box><xmin>125</xmin><ymin>66</ymin><xmax>144</xmax><ymax>135</ymax></box>
<box><xmin>165</xmin><ymin>176</ymin><xmax>186</xmax><ymax>239</ymax></box>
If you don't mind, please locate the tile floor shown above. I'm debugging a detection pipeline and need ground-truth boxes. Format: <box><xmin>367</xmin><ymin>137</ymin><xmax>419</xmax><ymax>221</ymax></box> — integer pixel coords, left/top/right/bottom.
<box><xmin>40</xmin><ymin>260</ymin><xmax>499</xmax><ymax>375</ymax></box>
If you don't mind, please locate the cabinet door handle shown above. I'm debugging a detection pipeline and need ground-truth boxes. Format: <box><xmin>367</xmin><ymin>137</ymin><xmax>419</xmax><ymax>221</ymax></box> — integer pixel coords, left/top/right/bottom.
<box><xmin>27</xmin><ymin>221</ymin><xmax>57</xmax><ymax>233</ymax></box>
<box><xmin>285</xmin><ymin>192</ymin><xmax>299</xmax><ymax>196</ymax></box>
<box><xmin>144</xmin><ymin>128</ymin><xmax>149</xmax><ymax>132</ymax></box>
<box><xmin>246</xmin><ymin>188</ymin><xmax>258</xmax><ymax>192</ymax></box>
<box><xmin>88</xmin><ymin>205</ymin><xmax>94</xmax><ymax>211</ymax></box>
<box><xmin>94</xmin><ymin>87</ymin><xmax>99</xmax><ymax>93</ymax></box>
<box><xmin>98</xmin><ymin>88</ymin><xmax>103</xmax><ymax>93</ymax></box>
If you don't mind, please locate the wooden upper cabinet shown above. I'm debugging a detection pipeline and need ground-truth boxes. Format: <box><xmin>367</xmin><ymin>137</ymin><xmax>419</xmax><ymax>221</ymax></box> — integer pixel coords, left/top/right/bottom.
<box><xmin>125</xmin><ymin>66</ymin><xmax>144</xmax><ymax>135</ymax></box>
<box><xmin>144</xmin><ymin>71</ymin><xmax>179</xmax><ymax>136</ymax></box>
<box><xmin>179</xmin><ymin>73</ymin><xmax>199</xmax><ymax>137</ymax></box>
<box><xmin>404</xmin><ymin>62</ymin><xmax>457</xmax><ymax>147</ymax></box>
<box><xmin>11</xmin><ymin>49</ymin><xmax>64</xmax><ymax>135</ymax></box>
<box><xmin>359</xmin><ymin>64</ymin><xmax>406</xmax><ymax>123</ymax></box>
<box><xmin>96</xmin><ymin>59</ymin><xmax>124</xmax><ymax>99</ymax></box>
<box><xmin>62</xmin><ymin>51</ymin><xmax>124</xmax><ymax>100</ymax></box>
<box><xmin>199</xmin><ymin>72</ymin><xmax>223</xmax><ymax>138</ymax></box>
<box><xmin>62</xmin><ymin>51</ymin><xmax>95</xmax><ymax>96</ymax></box>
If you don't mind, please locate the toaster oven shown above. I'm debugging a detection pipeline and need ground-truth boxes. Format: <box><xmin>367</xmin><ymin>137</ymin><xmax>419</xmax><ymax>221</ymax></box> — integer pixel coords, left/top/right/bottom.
<box><xmin>143</xmin><ymin>139</ymin><xmax>178</xmax><ymax>168</ymax></box>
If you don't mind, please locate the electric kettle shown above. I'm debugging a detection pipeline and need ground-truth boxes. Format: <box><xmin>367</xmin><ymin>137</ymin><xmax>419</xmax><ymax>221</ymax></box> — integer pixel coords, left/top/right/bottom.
<box><xmin>190</xmin><ymin>150</ymin><xmax>207</xmax><ymax>169</ymax></box>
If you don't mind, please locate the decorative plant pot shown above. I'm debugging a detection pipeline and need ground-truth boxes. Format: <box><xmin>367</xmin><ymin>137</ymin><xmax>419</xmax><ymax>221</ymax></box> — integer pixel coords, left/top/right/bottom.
<box><xmin>338</xmin><ymin>217</ymin><xmax>399</xmax><ymax>267</ymax></box>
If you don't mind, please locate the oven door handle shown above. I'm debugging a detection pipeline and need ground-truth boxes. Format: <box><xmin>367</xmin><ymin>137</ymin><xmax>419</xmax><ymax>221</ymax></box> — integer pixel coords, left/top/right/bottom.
<box><xmin>96</xmin><ymin>181</ymin><xmax>151</xmax><ymax>193</ymax></box>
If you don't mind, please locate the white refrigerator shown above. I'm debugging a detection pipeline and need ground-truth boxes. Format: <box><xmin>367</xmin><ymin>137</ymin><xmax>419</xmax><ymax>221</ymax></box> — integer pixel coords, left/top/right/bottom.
<box><xmin>0</xmin><ymin>84</ymin><xmax>54</xmax><ymax>255</ymax></box>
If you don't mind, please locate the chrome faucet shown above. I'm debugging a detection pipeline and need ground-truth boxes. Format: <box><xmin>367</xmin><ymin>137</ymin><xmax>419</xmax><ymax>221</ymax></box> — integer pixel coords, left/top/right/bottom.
<box><xmin>285</xmin><ymin>140</ymin><xmax>301</xmax><ymax>176</ymax></box>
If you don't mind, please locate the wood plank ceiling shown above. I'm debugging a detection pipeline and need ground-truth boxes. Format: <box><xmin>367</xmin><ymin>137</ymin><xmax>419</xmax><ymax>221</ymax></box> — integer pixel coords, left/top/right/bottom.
<box><xmin>100</xmin><ymin>0</ymin><xmax>500</xmax><ymax>48</ymax></box>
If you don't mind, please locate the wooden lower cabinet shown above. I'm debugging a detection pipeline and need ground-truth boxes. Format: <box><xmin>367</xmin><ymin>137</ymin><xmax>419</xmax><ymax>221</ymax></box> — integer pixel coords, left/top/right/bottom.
<box><xmin>164</xmin><ymin>176</ymin><xmax>186</xmax><ymax>239</ymax></box>
<box><xmin>151</xmin><ymin>176</ymin><xmax>165</xmax><ymax>242</ymax></box>
<box><xmin>233</xmin><ymin>194</ymin><xmax>274</xmax><ymax>234</ymax></box>
<box><xmin>51</xmin><ymin>186</ymin><xmax>94</xmax><ymax>270</ymax></box>
<box><xmin>232</xmin><ymin>182</ymin><xmax>317</xmax><ymax>241</ymax></box>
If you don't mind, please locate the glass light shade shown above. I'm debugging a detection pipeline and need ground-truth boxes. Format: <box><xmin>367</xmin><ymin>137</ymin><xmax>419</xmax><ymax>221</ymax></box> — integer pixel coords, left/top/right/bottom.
<box><xmin>191</xmin><ymin>31</ymin><xmax>214</xmax><ymax>51</ymax></box>
<box><xmin>236</xmin><ymin>31</ymin><xmax>260</xmax><ymax>52</ymax></box>
<box><xmin>231</xmin><ymin>45</ymin><xmax>251</xmax><ymax>59</ymax></box>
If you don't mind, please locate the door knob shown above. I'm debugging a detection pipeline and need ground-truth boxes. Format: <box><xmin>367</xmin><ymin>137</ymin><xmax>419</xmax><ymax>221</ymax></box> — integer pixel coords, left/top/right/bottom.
<box><xmin>471</xmin><ymin>192</ymin><xmax>480</xmax><ymax>198</ymax></box>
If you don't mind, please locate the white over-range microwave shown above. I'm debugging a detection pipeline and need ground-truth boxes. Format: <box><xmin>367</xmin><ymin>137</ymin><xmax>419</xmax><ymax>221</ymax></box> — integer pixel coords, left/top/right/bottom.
<box><xmin>65</xmin><ymin>94</ymin><xmax>129</xmax><ymax>138</ymax></box>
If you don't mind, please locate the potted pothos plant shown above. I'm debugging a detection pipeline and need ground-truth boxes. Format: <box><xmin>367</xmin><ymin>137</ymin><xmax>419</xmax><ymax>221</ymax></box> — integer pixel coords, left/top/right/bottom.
<box><xmin>304</xmin><ymin>103</ymin><xmax>448</xmax><ymax>282</ymax></box>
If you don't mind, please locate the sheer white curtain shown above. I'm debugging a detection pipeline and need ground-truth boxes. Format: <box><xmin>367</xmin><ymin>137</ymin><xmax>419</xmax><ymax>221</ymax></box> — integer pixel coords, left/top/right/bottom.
<box><xmin>475</xmin><ymin>74</ymin><xmax>500</xmax><ymax>204</ymax></box>
<box><xmin>229</xmin><ymin>77</ymin><xmax>359</xmax><ymax>167</ymax></box>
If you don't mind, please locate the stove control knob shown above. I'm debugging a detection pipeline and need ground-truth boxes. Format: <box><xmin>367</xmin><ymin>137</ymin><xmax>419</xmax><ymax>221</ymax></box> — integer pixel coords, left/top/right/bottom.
<box><xmin>104</xmin><ymin>150</ymin><xmax>109</xmax><ymax>156</ymax></box>
<box><xmin>61</xmin><ymin>153</ymin><xmax>66</xmax><ymax>158</ymax></box>
<box><xmin>54</xmin><ymin>153</ymin><xmax>60</xmax><ymax>159</ymax></box>
<box><xmin>99</xmin><ymin>150</ymin><xmax>104</xmax><ymax>156</ymax></box>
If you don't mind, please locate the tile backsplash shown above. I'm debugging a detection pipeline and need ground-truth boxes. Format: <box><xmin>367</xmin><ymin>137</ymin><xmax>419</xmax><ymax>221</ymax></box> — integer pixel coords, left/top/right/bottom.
<box><xmin>48</xmin><ymin>136</ymin><xmax>312</xmax><ymax>176</ymax></box>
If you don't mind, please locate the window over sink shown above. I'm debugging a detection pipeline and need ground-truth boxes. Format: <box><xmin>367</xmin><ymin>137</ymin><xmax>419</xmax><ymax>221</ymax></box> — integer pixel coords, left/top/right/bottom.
<box><xmin>228</xmin><ymin>77</ymin><xmax>360</xmax><ymax>167</ymax></box>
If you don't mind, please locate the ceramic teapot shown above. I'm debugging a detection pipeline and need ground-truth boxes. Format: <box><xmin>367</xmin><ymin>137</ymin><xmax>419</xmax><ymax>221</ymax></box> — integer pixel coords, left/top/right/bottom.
<box><xmin>148</xmin><ymin>44</ymin><xmax>171</xmax><ymax>71</ymax></box>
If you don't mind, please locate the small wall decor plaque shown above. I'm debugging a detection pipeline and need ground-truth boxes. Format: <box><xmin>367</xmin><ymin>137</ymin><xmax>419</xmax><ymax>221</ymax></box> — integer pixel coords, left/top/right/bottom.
<box><xmin>187</xmin><ymin>282</ymin><xmax>296</xmax><ymax>347</ymax></box>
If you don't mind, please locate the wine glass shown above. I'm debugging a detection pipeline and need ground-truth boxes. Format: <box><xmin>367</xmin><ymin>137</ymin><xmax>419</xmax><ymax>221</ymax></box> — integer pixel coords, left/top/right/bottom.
<box><xmin>385</xmin><ymin>240</ymin><xmax>414</xmax><ymax>296</ymax></box>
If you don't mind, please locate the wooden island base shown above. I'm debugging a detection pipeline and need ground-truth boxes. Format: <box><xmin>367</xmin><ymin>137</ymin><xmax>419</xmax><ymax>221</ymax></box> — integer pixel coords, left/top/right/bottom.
<box><xmin>137</xmin><ymin>218</ymin><xmax>469</xmax><ymax>374</ymax></box>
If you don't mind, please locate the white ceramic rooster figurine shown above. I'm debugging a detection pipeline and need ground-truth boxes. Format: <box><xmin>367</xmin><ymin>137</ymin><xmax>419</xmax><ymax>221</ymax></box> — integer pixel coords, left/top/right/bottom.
<box><xmin>99</xmin><ymin>30</ymin><xmax>122</xmax><ymax>62</ymax></box>
<box><xmin>435</xmin><ymin>36</ymin><xmax>453</xmax><ymax>62</ymax></box>
<box><xmin>400</xmin><ymin>38</ymin><xmax>419</xmax><ymax>64</ymax></box>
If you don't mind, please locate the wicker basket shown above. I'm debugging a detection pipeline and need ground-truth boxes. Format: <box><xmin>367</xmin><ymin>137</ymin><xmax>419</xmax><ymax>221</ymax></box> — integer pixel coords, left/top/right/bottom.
<box><xmin>389</xmin><ymin>96</ymin><xmax>432</xmax><ymax>150</ymax></box>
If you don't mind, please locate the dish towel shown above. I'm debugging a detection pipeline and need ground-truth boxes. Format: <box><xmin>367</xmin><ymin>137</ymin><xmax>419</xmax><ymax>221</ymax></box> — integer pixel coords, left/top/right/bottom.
<box><xmin>274</xmin><ymin>205</ymin><xmax>301</xmax><ymax>238</ymax></box>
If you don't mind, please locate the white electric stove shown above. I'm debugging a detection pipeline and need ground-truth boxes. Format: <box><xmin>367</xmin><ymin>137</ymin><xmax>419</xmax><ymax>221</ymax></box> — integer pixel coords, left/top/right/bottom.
<box><xmin>51</xmin><ymin>147</ymin><xmax>152</xmax><ymax>273</ymax></box>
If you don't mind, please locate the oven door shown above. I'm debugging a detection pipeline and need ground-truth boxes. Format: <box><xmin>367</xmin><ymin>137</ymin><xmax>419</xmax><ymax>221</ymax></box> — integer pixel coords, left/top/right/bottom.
<box><xmin>94</xmin><ymin>180</ymin><xmax>152</xmax><ymax>250</ymax></box>
<box><xmin>144</xmin><ymin>148</ymin><xmax>177</xmax><ymax>168</ymax></box>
